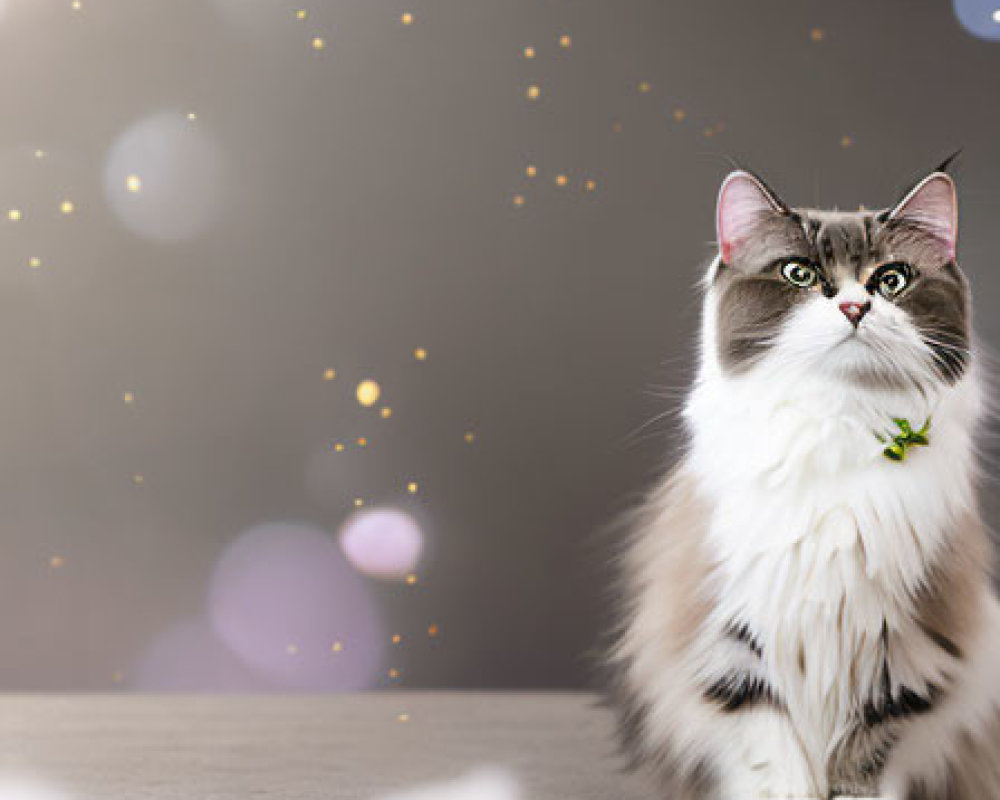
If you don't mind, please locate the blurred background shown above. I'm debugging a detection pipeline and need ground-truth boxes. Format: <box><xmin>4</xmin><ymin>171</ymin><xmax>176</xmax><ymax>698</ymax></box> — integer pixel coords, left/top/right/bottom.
<box><xmin>0</xmin><ymin>0</ymin><xmax>998</xmax><ymax>691</ymax></box>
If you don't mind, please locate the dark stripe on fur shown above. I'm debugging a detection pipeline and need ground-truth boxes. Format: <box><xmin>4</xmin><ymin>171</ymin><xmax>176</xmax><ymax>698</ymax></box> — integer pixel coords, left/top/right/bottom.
<box><xmin>704</xmin><ymin>672</ymin><xmax>780</xmax><ymax>712</ymax></box>
<box><xmin>917</xmin><ymin>620</ymin><xmax>963</xmax><ymax>660</ymax></box>
<box><xmin>723</xmin><ymin>619</ymin><xmax>763</xmax><ymax>658</ymax></box>
<box><xmin>863</xmin><ymin>683</ymin><xmax>940</xmax><ymax>726</ymax></box>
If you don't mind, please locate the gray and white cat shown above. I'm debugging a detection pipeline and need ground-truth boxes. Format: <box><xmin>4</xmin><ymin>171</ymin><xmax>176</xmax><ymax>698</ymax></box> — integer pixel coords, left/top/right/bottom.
<box><xmin>609</xmin><ymin>167</ymin><xmax>1000</xmax><ymax>798</ymax></box>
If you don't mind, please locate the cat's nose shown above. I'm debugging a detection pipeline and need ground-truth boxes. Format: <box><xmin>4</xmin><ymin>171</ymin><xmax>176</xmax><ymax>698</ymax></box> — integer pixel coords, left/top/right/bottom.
<box><xmin>839</xmin><ymin>300</ymin><xmax>871</xmax><ymax>327</ymax></box>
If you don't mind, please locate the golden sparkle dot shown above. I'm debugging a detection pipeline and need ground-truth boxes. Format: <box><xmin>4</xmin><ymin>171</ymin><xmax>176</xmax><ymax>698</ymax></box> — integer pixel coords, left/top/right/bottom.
<box><xmin>407</xmin><ymin>481</ymin><xmax>418</xmax><ymax>494</ymax></box>
<box><xmin>555</xmin><ymin>174</ymin><xmax>568</xmax><ymax>187</ymax></box>
<box><xmin>611</xmin><ymin>121</ymin><xmax>623</xmax><ymax>133</ymax></box>
<box><xmin>71</xmin><ymin>0</ymin><xmax>82</xmax><ymax>9</ymax></box>
<box><xmin>295</xmin><ymin>9</ymin><xmax>307</xmax><ymax>20</ymax></box>
<box><xmin>356</xmin><ymin>436</ymin><xmax>368</xmax><ymax>447</ymax></box>
<box><xmin>638</xmin><ymin>81</ymin><xmax>652</xmax><ymax>93</ymax></box>
<box><xmin>354</xmin><ymin>497</ymin><xmax>364</xmax><ymax>508</ymax></box>
<box><xmin>525</xmin><ymin>164</ymin><xmax>537</xmax><ymax>178</ymax></box>
<box><xmin>464</xmin><ymin>431</ymin><xmax>475</xmax><ymax>444</ymax></box>
<box><xmin>356</xmin><ymin>379</ymin><xmax>381</xmax><ymax>407</ymax></box>
<box><xmin>428</xmin><ymin>623</ymin><xmax>440</xmax><ymax>637</ymax></box>
<box><xmin>414</xmin><ymin>347</ymin><xmax>428</xmax><ymax>361</ymax></box>
<box><xmin>132</xmin><ymin>474</ymin><xmax>144</xmax><ymax>485</ymax></box>
<box><xmin>34</xmin><ymin>149</ymin><xmax>46</xmax><ymax>159</ymax></box>
<box><xmin>286</xmin><ymin>644</ymin><xmax>299</xmax><ymax>656</ymax></box>
<box><xmin>186</xmin><ymin>112</ymin><xmax>198</xmax><ymax>122</ymax></box>
<box><xmin>526</xmin><ymin>85</ymin><xmax>541</xmax><ymax>101</ymax></box>
<box><xmin>123</xmin><ymin>392</ymin><xmax>135</xmax><ymax>405</ymax></box>
<box><xmin>331</xmin><ymin>641</ymin><xmax>343</xmax><ymax>653</ymax></box>
<box><xmin>523</xmin><ymin>46</ymin><xmax>535</xmax><ymax>59</ymax></box>
<box><xmin>558</xmin><ymin>34</ymin><xmax>572</xmax><ymax>48</ymax></box>
<box><xmin>380</xmin><ymin>406</ymin><xmax>393</xmax><ymax>418</ymax></box>
<box><xmin>323</xmin><ymin>367</ymin><xmax>336</xmax><ymax>381</ymax></box>
<box><xmin>392</xmin><ymin>634</ymin><xmax>402</xmax><ymax>645</ymax></box>
<box><xmin>312</xmin><ymin>36</ymin><xmax>326</xmax><ymax>51</ymax></box>
<box><xmin>49</xmin><ymin>556</ymin><xmax>65</xmax><ymax>569</ymax></box>
<box><xmin>840</xmin><ymin>135</ymin><xmax>854</xmax><ymax>148</ymax></box>
<box><xmin>672</xmin><ymin>108</ymin><xmax>686</xmax><ymax>121</ymax></box>
<box><xmin>584</xmin><ymin>179</ymin><xmax>597</xmax><ymax>192</ymax></box>
<box><xmin>7</xmin><ymin>209</ymin><xmax>22</xmax><ymax>222</ymax></box>
<box><xmin>405</xmin><ymin>573</ymin><xmax>418</xmax><ymax>585</ymax></box>
<box><xmin>112</xmin><ymin>671</ymin><xmax>123</xmax><ymax>683</ymax></box>
<box><xmin>60</xmin><ymin>200</ymin><xmax>75</xmax><ymax>215</ymax></box>
<box><xmin>810</xmin><ymin>28</ymin><xmax>824</xmax><ymax>42</ymax></box>
<box><xmin>397</xmin><ymin>713</ymin><xmax>410</xmax><ymax>723</ymax></box>
<box><xmin>28</xmin><ymin>257</ymin><xmax>42</xmax><ymax>269</ymax></box>
<box><xmin>333</xmin><ymin>442</ymin><xmax>345</xmax><ymax>452</ymax></box>
<box><xmin>126</xmin><ymin>174</ymin><xmax>142</xmax><ymax>193</ymax></box>
<box><xmin>512</xmin><ymin>194</ymin><xmax>525</xmax><ymax>208</ymax></box>
<box><xmin>388</xmin><ymin>668</ymin><xmax>400</xmax><ymax>679</ymax></box>
<box><xmin>400</xmin><ymin>12</ymin><xmax>413</xmax><ymax>25</ymax></box>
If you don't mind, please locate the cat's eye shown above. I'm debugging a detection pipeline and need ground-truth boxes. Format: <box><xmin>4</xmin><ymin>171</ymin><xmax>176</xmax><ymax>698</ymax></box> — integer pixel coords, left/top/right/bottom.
<box><xmin>877</xmin><ymin>265</ymin><xmax>909</xmax><ymax>298</ymax></box>
<box><xmin>780</xmin><ymin>260</ymin><xmax>818</xmax><ymax>289</ymax></box>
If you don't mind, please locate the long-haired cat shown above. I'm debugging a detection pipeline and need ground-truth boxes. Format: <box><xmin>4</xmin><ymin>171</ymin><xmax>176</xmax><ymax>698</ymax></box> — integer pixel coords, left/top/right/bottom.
<box><xmin>609</xmin><ymin>166</ymin><xmax>1000</xmax><ymax>798</ymax></box>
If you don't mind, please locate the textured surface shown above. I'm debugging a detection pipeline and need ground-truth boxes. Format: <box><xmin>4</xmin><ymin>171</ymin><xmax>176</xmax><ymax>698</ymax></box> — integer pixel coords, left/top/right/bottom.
<box><xmin>0</xmin><ymin>692</ymin><xmax>652</xmax><ymax>799</ymax></box>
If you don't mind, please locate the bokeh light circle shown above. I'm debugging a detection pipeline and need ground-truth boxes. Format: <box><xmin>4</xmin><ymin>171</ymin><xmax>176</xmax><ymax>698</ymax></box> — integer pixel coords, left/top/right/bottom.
<box><xmin>208</xmin><ymin>522</ymin><xmax>383</xmax><ymax>690</ymax></box>
<box><xmin>378</xmin><ymin>768</ymin><xmax>523</xmax><ymax>800</ymax></box>
<box><xmin>953</xmin><ymin>0</ymin><xmax>1000</xmax><ymax>40</ymax></box>
<box><xmin>339</xmin><ymin>508</ymin><xmax>424</xmax><ymax>580</ymax></box>
<box><xmin>104</xmin><ymin>111</ymin><xmax>225</xmax><ymax>242</ymax></box>
<box><xmin>0</xmin><ymin>775</ymin><xmax>73</xmax><ymax>800</ymax></box>
<box><xmin>356</xmin><ymin>379</ymin><xmax>381</xmax><ymax>407</ymax></box>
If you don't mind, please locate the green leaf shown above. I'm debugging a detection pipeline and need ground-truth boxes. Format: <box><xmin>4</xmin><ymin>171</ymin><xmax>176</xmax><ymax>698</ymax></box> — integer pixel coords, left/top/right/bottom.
<box><xmin>883</xmin><ymin>444</ymin><xmax>905</xmax><ymax>461</ymax></box>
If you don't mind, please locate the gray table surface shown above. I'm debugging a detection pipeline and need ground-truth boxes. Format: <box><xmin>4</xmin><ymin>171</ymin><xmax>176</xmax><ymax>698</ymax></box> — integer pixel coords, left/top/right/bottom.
<box><xmin>0</xmin><ymin>692</ymin><xmax>655</xmax><ymax>799</ymax></box>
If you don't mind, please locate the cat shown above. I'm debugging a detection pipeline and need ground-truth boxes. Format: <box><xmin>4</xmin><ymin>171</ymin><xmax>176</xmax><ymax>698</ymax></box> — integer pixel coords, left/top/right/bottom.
<box><xmin>608</xmin><ymin>166</ymin><xmax>1000</xmax><ymax>799</ymax></box>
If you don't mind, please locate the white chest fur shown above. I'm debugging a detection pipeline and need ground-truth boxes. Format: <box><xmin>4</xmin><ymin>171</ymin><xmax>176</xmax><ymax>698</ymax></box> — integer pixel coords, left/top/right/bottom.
<box><xmin>683</xmin><ymin>357</ymin><xmax>979</xmax><ymax>745</ymax></box>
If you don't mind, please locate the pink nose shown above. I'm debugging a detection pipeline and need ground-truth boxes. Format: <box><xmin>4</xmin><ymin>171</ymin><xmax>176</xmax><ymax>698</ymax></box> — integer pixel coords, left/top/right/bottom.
<box><xmin>839</xmin><ymin>300</ymin><xmax>871</xmax><ymax>327</ymax></box>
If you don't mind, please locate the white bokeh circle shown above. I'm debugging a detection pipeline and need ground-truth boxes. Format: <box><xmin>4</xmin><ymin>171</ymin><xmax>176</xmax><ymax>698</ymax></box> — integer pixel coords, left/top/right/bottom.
<box><xmin>0</xmin><ymin>775</ymin><xmax>73</xmax><ymax>800</ymax></box>
<box><xmin>339</xmin><ymin>508</ymin><xmax>424</xmax><ymax>580</ymax></box>
<box><xmin>104</xmin><ymin>111</ymin><xmax>224</xmax><ymax>242</ymax></box>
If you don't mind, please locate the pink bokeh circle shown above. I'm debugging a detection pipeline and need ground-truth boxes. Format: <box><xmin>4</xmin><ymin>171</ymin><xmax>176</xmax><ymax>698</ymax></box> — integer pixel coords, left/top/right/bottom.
<box><xmin>208</xmin><ymin>521</ymin><xmax>383</xmax><ymax>690</ymax></box>
<box><xmin>338</xmin><ymin>508</ymin><xmax>424</xmax><ymax>580</ymax></box>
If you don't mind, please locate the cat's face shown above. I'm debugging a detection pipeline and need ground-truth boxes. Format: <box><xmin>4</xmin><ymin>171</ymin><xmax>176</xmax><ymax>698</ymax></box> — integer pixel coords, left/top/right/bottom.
<box><xmin>711</xmin><ymin>171</ymin><xmax>969</xmax><ymax>391</ymax></box>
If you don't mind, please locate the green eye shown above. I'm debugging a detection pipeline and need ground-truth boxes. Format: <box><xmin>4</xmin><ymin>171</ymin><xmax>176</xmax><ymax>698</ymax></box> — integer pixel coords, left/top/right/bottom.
<box><xmin>781</xmin><ymin>260</ymin><xmax>818</xmax><ymax>288</ymax></box>
<box><xmin>878</xmin><ymin>267</ymin><xmax>909</xmax><ymax>298</ymax></box>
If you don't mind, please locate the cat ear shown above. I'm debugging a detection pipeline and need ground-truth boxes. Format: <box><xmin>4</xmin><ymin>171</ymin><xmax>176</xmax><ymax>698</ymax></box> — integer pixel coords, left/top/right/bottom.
<box><xmin>716</xmin><ymin>171</ymin><xmax>787</xmax><ymax>264</ymax></box>
<box><xmin>886</xmin><ymin>172</ymin><xmax>958</xmax><ymax>260</ymax></box>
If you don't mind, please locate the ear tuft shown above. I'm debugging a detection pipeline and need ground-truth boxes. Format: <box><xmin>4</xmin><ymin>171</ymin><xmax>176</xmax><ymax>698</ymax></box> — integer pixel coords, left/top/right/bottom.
<box><xmin>887</xmin><ymin>172</ymin><xmax>957</xmax><ymax>260</ymax></box>
<box><xmin>716</xmin><ymin>171</ymin><xmax>785</xmax><ymax>264</ymax></box>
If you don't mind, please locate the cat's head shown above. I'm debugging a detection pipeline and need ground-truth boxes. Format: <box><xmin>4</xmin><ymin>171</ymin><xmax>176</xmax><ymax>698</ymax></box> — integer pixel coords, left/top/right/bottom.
<box><xmin>708</xmin><ymin>169</ymin><xmax>969</xmax><ymax>392</ymax></box>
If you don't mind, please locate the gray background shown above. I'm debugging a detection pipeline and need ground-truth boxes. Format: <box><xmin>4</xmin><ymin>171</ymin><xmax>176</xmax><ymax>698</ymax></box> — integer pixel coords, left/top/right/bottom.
<box><xmin>0</xmin><ymin>0</ymin><xmax>998</xmax><ymax>690</ymax></box>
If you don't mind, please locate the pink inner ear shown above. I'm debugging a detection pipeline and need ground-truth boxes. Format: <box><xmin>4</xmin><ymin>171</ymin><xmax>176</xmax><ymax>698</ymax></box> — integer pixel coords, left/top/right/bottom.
<box><xmin>889</xmin><ymin>173</ymin><xmax>957</xmax><ymax>259</ymax></box>
<box><xmin>717</xmin><ymin>172</ymin><xmax>780</xmax><ymax>263</ymax></box>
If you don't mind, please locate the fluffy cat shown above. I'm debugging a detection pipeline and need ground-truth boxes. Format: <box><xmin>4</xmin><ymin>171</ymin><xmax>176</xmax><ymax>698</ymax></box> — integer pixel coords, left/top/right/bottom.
<box><xmin>609</xmin><ymin>167</ymin><xmax>1000</xmax><ymax>799</ymax></box>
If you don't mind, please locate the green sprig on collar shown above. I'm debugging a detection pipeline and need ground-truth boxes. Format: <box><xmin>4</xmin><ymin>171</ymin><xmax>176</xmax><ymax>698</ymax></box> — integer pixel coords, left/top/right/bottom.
<box><xmin>878</xmin><ymin>417</ymin><xmax>930</xmax><ymax>462</ymax></box>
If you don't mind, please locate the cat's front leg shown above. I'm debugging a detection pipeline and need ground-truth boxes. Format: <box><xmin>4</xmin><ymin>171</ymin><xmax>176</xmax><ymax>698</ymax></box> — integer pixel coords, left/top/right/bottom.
<box><xmin>713</xmin><ymin>707</ymin><xmax>822</xmax><ymax>799</ymax></box>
